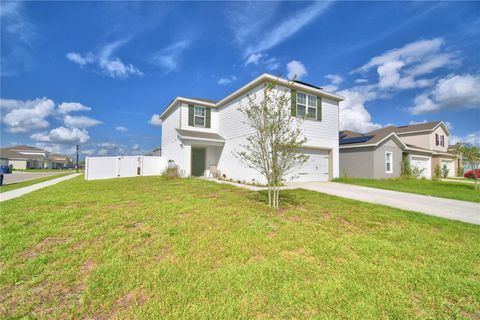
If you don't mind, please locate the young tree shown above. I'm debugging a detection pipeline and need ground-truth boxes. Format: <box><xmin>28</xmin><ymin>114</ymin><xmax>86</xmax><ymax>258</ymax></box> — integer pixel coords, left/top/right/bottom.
<box><xmin>234</xmin><ymin>82</ymin><xmax>308</xmax><ymax>208</ymax></box>
<box><xmin>452</xmin><ymin>143</ymin><xmax>480</xmax><ymax>191</ymax></box>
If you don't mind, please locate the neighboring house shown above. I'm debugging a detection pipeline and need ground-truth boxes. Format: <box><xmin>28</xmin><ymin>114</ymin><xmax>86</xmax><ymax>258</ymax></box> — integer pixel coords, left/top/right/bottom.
<box><xmin>47</xmin><ymin>154</ymin><xmax>73</xmax><ymax>169</ymax></box>
<box><xmin>339</xmin><ymin>121</ymin><xmax>457</xmax><ymax>179</ymax></box>
<box><xmin>0</xmin><ymin>145</ymin><xmax>71</xmax><ymax>169</ymax></box>
<box><xmin>160</xmin><ymin>73</ymin><xmax>344</xmax><ymax>183</ymax></box>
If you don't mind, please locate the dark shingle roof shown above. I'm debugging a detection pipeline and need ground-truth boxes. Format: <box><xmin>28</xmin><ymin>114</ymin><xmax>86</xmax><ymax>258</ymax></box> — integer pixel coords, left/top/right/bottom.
<box><xmin>6</xmin><ymin>145</ymin><xmax>46</xmax><ymax>152</ymax></box>
<box><xmin>293</xmin><ymin>80</ymin><xmax>322</xmax><ymax>90</ymax></box>
<box><xmin>176</xmin><ymin>129</ymin><xmax>225</xmax><ymax>141</ymax></box>
<box><xmin>0</xmin><ymin>148</ymin><xmax>45</xmax><ymax>160</ymax></box>
<box><xmin>340</xmin><ymin>126</ymin><xmax>398</xmax><ymax>147</ymax></box>
<box><xmin>394</xmin><ymin>121</ymin><xmax>442</xmax><ymax>133</ymax></box>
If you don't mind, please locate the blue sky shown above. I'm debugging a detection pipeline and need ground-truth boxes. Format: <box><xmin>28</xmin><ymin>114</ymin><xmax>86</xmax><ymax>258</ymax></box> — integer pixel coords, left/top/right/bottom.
<box><xmin>1</xmin><ymin>1</ymin><xmax>479</xmax><ymax>157</ymax></box>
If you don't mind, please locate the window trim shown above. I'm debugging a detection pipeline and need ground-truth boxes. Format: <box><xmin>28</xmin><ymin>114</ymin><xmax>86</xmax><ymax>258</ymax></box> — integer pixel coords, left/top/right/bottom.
<box><xmin>193</xmin><ymin>106</ymin><xmax>206</xmax><ymax>127</ymax></box>
<box><xmin>296</xmin><ymin>91</ymin><xmax>317</xmax><ymax>120</ymax></box>
<box><xmin>385</xmin><ymin>151</ymin><xmax>393</xmax><ymax>174</ymax></box>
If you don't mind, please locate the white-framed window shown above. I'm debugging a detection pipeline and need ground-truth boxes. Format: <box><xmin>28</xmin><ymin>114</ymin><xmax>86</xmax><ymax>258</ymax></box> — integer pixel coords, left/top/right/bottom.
<box><xmin>296</xmin><ymin>92</ymin><xmax>317</xmax><ymax>119</ymax></box>
<box><xmin>385</xmin><ymin>151</ymin><xmax>393</xmax><ymax>173</ymax></box>
<box><xmin>194</xmin><ymin>106</ymin><xmax>206</xmax><ymax>127</ymax></box>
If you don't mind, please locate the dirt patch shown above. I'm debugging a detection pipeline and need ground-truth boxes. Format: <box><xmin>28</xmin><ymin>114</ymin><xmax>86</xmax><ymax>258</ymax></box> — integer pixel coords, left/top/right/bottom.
<box><xmin>21</xmin><ymin>237</ymin><xmax>69</xmax><ymax>259</ymax></box>
<box><xmin>154</xmin><ymin>246</ymin><xmax>176</xmax><ymax>262</ymax></box>
<box><xmin>281</xmin><ymin>247</ymin><xmax>315</xmax><ymax>262</ymax></box>
<box><xmin>116</xmin><ymin>290</ymin><xmax>147</xmax><ymax>309</ymax></box>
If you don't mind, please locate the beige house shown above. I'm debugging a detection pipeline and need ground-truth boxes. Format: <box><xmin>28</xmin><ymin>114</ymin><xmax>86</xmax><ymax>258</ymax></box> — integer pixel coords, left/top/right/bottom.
<box><xmin>0</xmin><ymin>145</ymin><xmax>72</xmax><ymax>169</ymax></box>
<box><xmin>339</xmin><ymin>121</ymin><xmax>458</xmax><ymax>179</ymax></box>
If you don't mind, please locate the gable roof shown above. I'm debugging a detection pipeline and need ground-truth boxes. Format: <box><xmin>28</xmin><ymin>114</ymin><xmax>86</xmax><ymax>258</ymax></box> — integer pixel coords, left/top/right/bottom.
<box><xmin>160</xmin><ymin>73</ymin><xmax>345</xmax><ymax>120</ymax></box>
<box><xmin>6</xmin><ymin>145</ymin><xmax>46</xmax><ymax>153</ymax></box>
<box><xmin>0</xmin><ymin>148</ymin><xmax>45</xmax><ymax>160</ymax></box>
<box><xmin>339</xmin><ymin>127</ymin><xmax>407</xmax><ymax>149</ymax></box>
<box><xmin>393</xmin><ymin>121</ymin><xmax>449</xmax><ymax>135</ymax></box>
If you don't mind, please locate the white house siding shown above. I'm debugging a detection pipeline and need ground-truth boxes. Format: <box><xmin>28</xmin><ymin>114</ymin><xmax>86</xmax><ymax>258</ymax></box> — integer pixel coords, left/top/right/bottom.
<box><xmin>161</xmin><ymin>104</ymin><xmax>189</xmax><ymax>176</ymax></box>
<box><xmin>216</xmin><ymin>83</ymin><xmax>339</xmax><ymax>183</ymax></box>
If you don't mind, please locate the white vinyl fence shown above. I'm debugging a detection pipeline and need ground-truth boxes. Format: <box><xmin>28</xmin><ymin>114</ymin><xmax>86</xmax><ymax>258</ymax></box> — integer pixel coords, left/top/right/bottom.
<box><xmin>85</xmin><ymin>156</ymin><xmax>167</xmax><ymax>180</ymax></box>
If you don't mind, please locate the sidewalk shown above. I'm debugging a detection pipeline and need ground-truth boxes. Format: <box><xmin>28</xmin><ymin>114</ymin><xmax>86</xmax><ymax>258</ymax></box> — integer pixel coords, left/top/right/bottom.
<box><xmin>0</xmin><ymin>173</ymin><xmax>82</xmax><ymax>202</ymax></box>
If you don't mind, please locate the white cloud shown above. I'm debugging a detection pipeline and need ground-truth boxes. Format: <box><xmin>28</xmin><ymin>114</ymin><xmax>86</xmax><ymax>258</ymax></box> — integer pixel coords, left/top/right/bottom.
<box><xmin>116</xmin><ymin>126</ymin><xmax>128</xmax><ymax>132</ymax></box>
<box><xmin>408</xmin><ymin>119</ymin><xmax>428</xmax><ymax>125</ymax></box>
<box><xmin>30</xmin><ymin>126</ymin><xmax>90</xmax><ymax>144</ymax></box>
<box><xmin>286</xmin><ymin>60</ymin><xmax>307</xmax><ymax>80</ymax></box>
<box><xmin>1</xmin><ymin>98</ymin><xmax>55</xmax><ymax>133</ymax></box>
<box><xmin>337</xmin><ymin>85</ymin><xmax>382</xmax><ymax>133</ymax></box>
<box><xmin>66</xmin><ymin>52</ymin><xmax>94</xmax><ymax>66</ymax></box>
<box><xmin>245</xmin><ymin>53</ymin><xmax>263</xmax><ymax>66</ymax></box>
<box><xmin>355</xmin><ymin>38</ymin><xmax>460</xmax><ymax>90</ymax></box>
<box><xmin>1</xmin><ymin>2</ymin><xmax>34</xmax><ymax>45</ymax></box>
<box><xmin>66</xmin><ymin>39</ymin><xmax>143</xmax><ymax>79</ymax></box>
<box><xmin>244</xmin><ymin>53</ymin><xmax>280</xmax><ymax>70</ymax></box>
<box><xmin>409</xmin><ymin>74</ymin><xmax>480</xmax><ymax>115</ymax></box>
<box><xmin>245</xmin><ymin>2</ymin><xmax>332</xmax><ymax>55</ymax></box>
<box><xmin>57</xmin><ymin>102</ymin><xmax>91</xmax><ymax>114</ymax></box>
<box><xmin>355</xmin><ymin>79</ymin><xmax>368</xmax><ymax>84</ymax></box>
<box><xmin>132</xmin><ymin>144</ymin><xmax>140</xmax><ymax>151</ymax></box>
<box><xmin>149</xmin><ymin>114</ymin><xmax>162</xmax><ymax>126</ymax></box>
<box><xmin>153</xmin><ymin>40</ymin><xmax>190</xmax><ymax>73</ymax></box>
<box><xmin>450</xmin><ymin>132</ymin><xmax>480</xmax><ymax>147</ymax></box>
<box><xmin>218</xmin><ymin>76</ymin><xmax>237</xmax><ymax>85</ymax></box>
<box><xmin>325</xmin><ymin>74</ymin><xmax>343</xmax><ymax>85</ymax></box>
<box><xmin>64</xmin><ymin>115</ymin><xmax>102</xmax><ymax>128</ymax></box>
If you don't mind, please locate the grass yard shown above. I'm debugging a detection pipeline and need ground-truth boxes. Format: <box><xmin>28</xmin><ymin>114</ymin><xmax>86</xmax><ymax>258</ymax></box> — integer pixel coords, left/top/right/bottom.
<box><xmin>0</xmin><ymin>173</ymin><xmax>72</xmax><ymax>193</ymax></box>
<box><xmin>1</xmin><ymin>176</ymin><xmax>479</xmax><ymax>319</ymax></box>
<box><xmin>334</xmin><ymin>177</ymin><xmax>480</xmax><ymax>203</ymax></box>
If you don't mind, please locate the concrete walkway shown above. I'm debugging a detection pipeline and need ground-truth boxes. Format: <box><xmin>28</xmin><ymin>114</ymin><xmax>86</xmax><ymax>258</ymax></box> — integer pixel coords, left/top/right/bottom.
<box><xmin>0</xmin><ymin>173</ymin><xmax>82</xmax><ymax>202</ymax></box>
<box><xmin>287</xmin><ymin>182</ymin><xmax>480</xmax><ymax>225</ymax></box>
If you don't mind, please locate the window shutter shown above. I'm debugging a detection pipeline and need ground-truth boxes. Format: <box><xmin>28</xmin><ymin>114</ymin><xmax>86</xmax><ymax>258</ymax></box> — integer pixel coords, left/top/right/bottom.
<box><xmin>206</xmin><ymin>107</ymin><xmax>211</xmax><ymax>128</ymax></box>
<box><xmin>435</xmin><ymin>133</ymin><xmax>439</xmax><ymax>146</ymax></box>
<box><xmin>316</xmin><ymin>96</ymin><xmax>322</xmax><ymax>121</ymax></box>
<box><xmin>188</xmin><ymin>105</ymin><xmax>194</xmax><ymax>126</ymax></box>
<box><xmin>291</xmin><ymin>89</ymin><xmax>297</xmax><ymax>116</ymax></box>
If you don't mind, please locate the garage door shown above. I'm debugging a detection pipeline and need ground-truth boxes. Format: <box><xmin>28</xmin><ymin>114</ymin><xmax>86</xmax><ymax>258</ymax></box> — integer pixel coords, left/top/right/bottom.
<box><xmin>441</xmin><ymin>160</ymin><xmax>454</xmax><ymax>177</ymax></box>
<box><xmin>293</xmin><ymin>149</ymin><xmax>329</xmax><ymax>182</ymax></box>
<box><xmin>410</xmin><ymin>156</ymin><xmax>431</xmax><ymax>178</ymax></box>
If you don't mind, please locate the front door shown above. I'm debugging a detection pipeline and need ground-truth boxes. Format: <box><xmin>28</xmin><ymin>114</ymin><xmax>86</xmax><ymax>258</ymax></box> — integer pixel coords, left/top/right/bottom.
<box><xmin>191</xmin><ymin>148</ymin><xmax>206</xmax><ymax>177</ymax></box>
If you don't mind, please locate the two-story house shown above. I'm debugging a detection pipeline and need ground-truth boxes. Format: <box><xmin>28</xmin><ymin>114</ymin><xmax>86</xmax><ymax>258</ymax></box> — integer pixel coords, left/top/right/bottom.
<box><xmin>339</xmin><ymin>121</ymin><xmax>457</xmax><ymax>179</ymax></box>
<box><xmin>160</xmin><ymin>74</ymin><xmax>344</xmax><ymax>184</ymax></box>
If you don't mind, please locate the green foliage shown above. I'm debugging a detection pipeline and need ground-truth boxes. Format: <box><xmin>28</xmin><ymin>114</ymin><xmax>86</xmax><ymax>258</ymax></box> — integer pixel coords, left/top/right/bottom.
<box><xmin>400</xmin><ymin>155</ymin><xmax>411</xmax><ymax>178</ymax></box>
<box><xmin>234</xmin><ymin>82</ymin><xmax>308</xmax><ymax>208</ymax></box>
<box><xmin>452</xmin><ymin>143</ymin><xmax>480</xmax><ymax>190</ymax></box>
<box><xmin>1</xmin><ymin>176</ymin><xmax>479</xmax><ymax>318</ymax></box>
<box><xmin>441</xmin><ymin>164</ymin><xmax>449</xmax><ymax>179</ymax></box>
<box><xmin>162</xmin><ymin>165</ymin><xmax>181</xmax><ymax>179</ymax></box>
<box><xmin>457</xmin><ymin>162</ymin><xmax>464</xmax><ymax>177</ymax></box>
<box><xmin>335</xmin><ymin>177</ymin><xmax>480</xmax><ymax>203</ymax></box>
<box><xmin>433</xmin><ymin>164</ymin><xmax>442</xmax><ymax>180</ymax></box>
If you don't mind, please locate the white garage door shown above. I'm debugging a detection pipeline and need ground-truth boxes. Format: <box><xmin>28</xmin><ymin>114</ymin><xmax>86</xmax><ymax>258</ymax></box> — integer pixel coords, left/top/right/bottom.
<box><xmin>410</xmin><ymin>156</ymin><xmax>431</xmax><ymax>178</ymax></box>
<box><xmin>441</xmin><ymin>160</ymin><xmax>454</xmax><ymax>177</ymax></box>
<box><xmin>293</xmin><ymin>149</ymin><xmax>329</xmax><ymax>182</ymax></box>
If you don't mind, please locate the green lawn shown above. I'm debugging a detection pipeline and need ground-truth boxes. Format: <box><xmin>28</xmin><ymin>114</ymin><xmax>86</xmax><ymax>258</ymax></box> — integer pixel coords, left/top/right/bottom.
<box><xmin>0</xmin><ymin>173</ymin><xmax>72</xmax><ymax>193</ymax></box>
<box><xmin>334</xmin><ymin>177</ymin><xmax>480</xmax><ymax>203</ymax></box>
<box><xmin>1</xmin><ymin>176</ymin><xmax>479</xmax><ymax>319</ymax></box>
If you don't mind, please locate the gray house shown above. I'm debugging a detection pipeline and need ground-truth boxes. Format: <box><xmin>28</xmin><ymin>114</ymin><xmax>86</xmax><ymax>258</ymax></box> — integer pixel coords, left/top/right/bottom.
<box><xmin>339</xmin><ymin>121</ymin><xmax>457</xmax><ymax>179</ymax></box>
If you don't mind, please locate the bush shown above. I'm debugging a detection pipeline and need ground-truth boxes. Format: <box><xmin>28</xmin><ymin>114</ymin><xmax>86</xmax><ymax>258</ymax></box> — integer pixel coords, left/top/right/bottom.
<box><xmin>441</xmin><ymin>164</ymin><xmax>449</xmax><ymax>179</ymax></box>
<box><xmin>162</xmin><ymin>165</ymin><xmax>181</xmax><ymax>179</ymax></box>
<box><xmin>401</xmin><ymin>155</ymin><xmax>411</xmax><ymax>178</ymax></box>
<box><xmin>457</xmin><ymin>163</ymin><xmax>464</xmax><ymax>177</ymax></box>
<box><xmin>433</xmin><ymin>164</ymin><xmax>441</xmax><ymax>180</ymax></box>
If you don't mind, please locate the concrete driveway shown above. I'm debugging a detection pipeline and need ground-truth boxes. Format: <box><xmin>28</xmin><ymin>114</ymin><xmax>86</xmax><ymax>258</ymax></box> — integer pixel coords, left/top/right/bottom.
<box><xmin>2</xmin><ymin>171</ymin><xmax>66</xmax><ymax>185</ymax></box>
<box><xmin>287</xmin><ymin>182</ymin><xmax>480</xmax><ymax>225</ymax></box>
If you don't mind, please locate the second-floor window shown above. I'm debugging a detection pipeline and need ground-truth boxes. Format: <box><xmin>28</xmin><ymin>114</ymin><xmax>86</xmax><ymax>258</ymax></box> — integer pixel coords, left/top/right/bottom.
<box><xmin>435</xmin><ymin>134</ymin><xmax>445</xmax><ymax>147</ymax></box>
<box><xmin>297</xmin><ymin>92</ymin><xmax>317</xmax><ymax>120</ymax></box>
<box><xmin>194</xmin><ymin>106</ymin><xmax>206</xmax><ymax>127</ymax></box>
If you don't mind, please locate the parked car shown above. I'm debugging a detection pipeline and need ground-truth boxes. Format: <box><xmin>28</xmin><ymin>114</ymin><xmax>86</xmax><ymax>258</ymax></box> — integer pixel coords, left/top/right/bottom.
<box><xmin>464</xmin><ymin>169</ymin><xmax>480</xmax><ymax>179</ymax></box>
